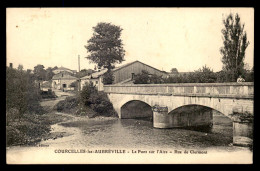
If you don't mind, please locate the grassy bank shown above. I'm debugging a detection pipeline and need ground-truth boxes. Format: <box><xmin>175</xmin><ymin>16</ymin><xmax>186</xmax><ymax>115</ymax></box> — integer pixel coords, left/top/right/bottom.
<box><xmin>6</xmin><ymin>112</ymin><xmax>73</xmax><ymax>147</ymax></box>
<box><xmin>54</xmin><ymin>85</ymin><xmax>118</xmax><ymax>118</ymax></box>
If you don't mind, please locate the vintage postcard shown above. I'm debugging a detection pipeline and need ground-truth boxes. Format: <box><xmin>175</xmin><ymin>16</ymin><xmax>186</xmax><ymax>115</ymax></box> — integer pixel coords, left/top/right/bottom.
<box><xmin>6</xmin><ymin>8</ymin><xmax>254</xmax><ymax>164</ymax></box>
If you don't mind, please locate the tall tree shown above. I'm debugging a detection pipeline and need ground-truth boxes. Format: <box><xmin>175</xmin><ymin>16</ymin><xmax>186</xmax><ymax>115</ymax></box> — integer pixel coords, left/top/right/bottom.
<box><xmin>85</xmin><ymin>22</ymin><xmax>125</xmax><ymax>84</ymax></box>
<box><xmin>33</xmin><ymin>64</ymin><xmax>46</xmax><ymax>81</ymax></box>
<box><xmin>45</xmin><ymin>67</ymin><xmax>54</xmax><ymax>81</ymax></box>
<box><xmin>220</xmin><ymin>13</ymin><xmax>250</xmax><ymax>81</ymax></box>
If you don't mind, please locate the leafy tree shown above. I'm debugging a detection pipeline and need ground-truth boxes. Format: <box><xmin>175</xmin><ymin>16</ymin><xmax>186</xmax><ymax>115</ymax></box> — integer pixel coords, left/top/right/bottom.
<box><xmin>170</xmin><ymin>68</ymin><xmax>178</xmax><ymax>74</ymax></box>
<box><xmin>26</xmin><ymin>69</ymin><xmax>32</xmax><ymax>74</ymax></box>
<box><xmin>103</xmin><ymin>71</ymin><xmax>114</xmax><ymax>85</ymax></box>
<box><xmin>133</xmin><ymin>70</ymin><xmax>150</xmax><ymax>84</ymax></box>
<box><xmin>33</xmin><ymin>64</ymin><xmax>46</xmax><ymax>81</ymax></box>
<box><xmin>220</xmin><ymin>13</ymin><xmax>250</xmax><ymax>81</ymax></box>
<box><xmin>6</xmin><ymin>66</ymin><xmax>43</xmax><ymax>121</ymax></box>
<box><xmin>85</xmin><ymin>22</ymin><xmax>125</xmax><ymax>84</ymax></box>
<box><xmin>85</xmin><ymin>22</ymin><xmax>125</xmax><ymax>71</ymax></box>
<box><xmin>45</xmin><ymin>67</ymin><xmax>54</xmax><ymax>81</ymax></box>
<box><xmin>243</xmin><ymin>66</ymin><xmax>254</xmax><ymax>82</ymax></box>
<box><xmin>133</xmin><ymin>70</ymin><xmax>163</xmax><ymax>84</ymax></box>
<box><xmin>193</xmin><ymin>65</ymin><xmax>217</xmax><ymax>83</ymax></box>
<box><xmin>216</xmin><ymin>70</ymin><xmax>232</xmax><ymax>83</ymax></box>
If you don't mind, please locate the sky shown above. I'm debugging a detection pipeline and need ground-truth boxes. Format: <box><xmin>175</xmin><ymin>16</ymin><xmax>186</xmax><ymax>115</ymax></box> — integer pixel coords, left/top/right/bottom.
<box><xmin>6</xmin><ymin>8</ymin><xmax>254</xmax><ymax>72</ymax></box>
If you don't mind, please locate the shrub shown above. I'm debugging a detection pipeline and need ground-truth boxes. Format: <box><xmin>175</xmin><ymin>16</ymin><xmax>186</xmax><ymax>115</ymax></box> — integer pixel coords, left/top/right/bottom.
<box><xmin>40</xmin><ymin>90</ymin><xmax>57</xmax><ymax>99</ymax></box>
<box><xmin>103</xmin><ymin>71</ymin><xmax>114</xmax><ymax>85</ymax></box>
<box><xmin>79</xmin><ymin>83</ymin><xmax>117</xmax><ymax>117</ymax></box>
<box><xmin>54</xmin><ymin>96</ymin><xmax>79</xmax><ymax>113</ymax></box>
<box><xmin>6</xmin><ymin>120</ymin><xmax>50</xmax><ymax>146</ymax></box>
<box><xmin>79</xmin><ymin>82</ymin><xmax>97</xmax><ymax>106</ymax></box>
<box><xmin>88</xmin><ymin>91</ymin><xmax>116</xmax><ymax>116</ymax></box>
<box><xmin>6</xmin><ymin>126</ymin><xmax>26</xmax><ymax>146</ymax></box>
<box><xmin>134</xmin><ymin>70</ymin><xmax>164</xmax><ymax>84</ymax></box>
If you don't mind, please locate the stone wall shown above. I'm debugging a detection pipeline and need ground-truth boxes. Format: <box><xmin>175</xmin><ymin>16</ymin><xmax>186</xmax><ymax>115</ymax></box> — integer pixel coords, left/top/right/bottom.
<box><xmin>104</xmin><ymin>82</ymin><xmax>254</xmax><ymax>99</ymax></box>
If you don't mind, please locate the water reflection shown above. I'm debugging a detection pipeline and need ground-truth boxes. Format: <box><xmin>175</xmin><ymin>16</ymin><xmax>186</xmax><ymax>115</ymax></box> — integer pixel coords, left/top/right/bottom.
<box><xmin>58</xmin><ymin>114</ymin><xmax>233</xmax><ymax>150</ymax></box>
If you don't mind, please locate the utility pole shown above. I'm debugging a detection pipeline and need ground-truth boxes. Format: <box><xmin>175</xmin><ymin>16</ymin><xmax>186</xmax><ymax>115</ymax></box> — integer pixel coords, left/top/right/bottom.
<box><xmin>78</xmin><ymin>55</ymin><xmax>81</xmax><ymax>91</ymax></box>
<box><xmin>78</xmin><ymin>55</ymin><xmax>80</xmax><ymax>72</ymax></box>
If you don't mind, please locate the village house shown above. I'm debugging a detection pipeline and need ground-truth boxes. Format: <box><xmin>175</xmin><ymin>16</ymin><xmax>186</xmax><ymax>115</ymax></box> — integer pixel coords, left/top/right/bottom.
<box><xmin>40</xmin><ymin>81</ymin><xmax>52</xmax><ymax>91</ymax></box>
<box><xmin>52</xmin><ymin>72</ymin><xmax>78</xmax><ymax>91</ymax></box>
<box><xmin>80</xmin><ymin>60</ymin><xmax>168</xmax><ymax>91</ymax></box>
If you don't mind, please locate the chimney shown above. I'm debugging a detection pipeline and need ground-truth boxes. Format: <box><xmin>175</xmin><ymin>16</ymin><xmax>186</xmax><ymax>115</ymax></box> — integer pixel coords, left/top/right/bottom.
<box><xmin>9</xmin><ymin>63</ymin><xmax>13</xmax><ymax>68</ymax></box>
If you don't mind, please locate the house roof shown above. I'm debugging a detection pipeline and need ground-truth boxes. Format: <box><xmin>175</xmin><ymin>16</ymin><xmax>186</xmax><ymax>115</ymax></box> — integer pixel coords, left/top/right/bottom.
<box><xmin>41</xmin><ymin>81</ymin><xmax>52</xmax><ymax>88</ymax></box>
<box><xmin>81</xmin><ymin>68</ymin><xmax>108</xmax><ymax>79</ymax></box>
<box><xmin>113</xmin><ymin>60</ymin><xmax>164</xmax><ymax>74</ymax></box>
<box><xmin>52</xmin><ymin>73</ymin><xmax>78</xmax><ymax>80</ymax></box>
<box><xmin>53</xmin><ymin>66</ymin><xmax>76</xmax><ymax>73</ymax></box>
<box><xmin>81</xmin><ymin>60</ymin><xmax>166</xmax><ymax>80</ymax></box>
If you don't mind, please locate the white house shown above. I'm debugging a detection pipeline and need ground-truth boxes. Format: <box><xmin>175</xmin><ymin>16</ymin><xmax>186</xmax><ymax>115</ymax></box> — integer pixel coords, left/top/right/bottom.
<box><xmin>52</xmin><ymin>72</ymin><xmax>78</xmax><ymax>91</ymax></box>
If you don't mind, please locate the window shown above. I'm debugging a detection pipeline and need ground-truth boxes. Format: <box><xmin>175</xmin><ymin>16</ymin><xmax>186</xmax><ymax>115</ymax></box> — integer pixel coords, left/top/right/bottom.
<box><xmin>131</xmin><ymin>73</ymin><xmax>135</xmax><ymax>80</ymax></box>
<box><xmin>96</xmin><ymin>81</ymin><xmax>98</xmax><ymax>84</ymax></box>
<box><xmin>63</xmin><ymin>84</ymin><xmax>67</xmax><ymax>88</ymax></box>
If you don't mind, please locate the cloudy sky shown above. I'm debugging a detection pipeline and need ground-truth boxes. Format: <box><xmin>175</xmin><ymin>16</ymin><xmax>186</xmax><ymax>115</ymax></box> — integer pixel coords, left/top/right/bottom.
<box><xmin>6</xmin><ymin>8</ymin><xmax>254</xmax><ymax>72</ymax></box>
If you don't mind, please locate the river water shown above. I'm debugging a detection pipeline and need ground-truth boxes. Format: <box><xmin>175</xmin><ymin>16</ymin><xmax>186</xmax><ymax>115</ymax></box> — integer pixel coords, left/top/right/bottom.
<box><xmin>43</xmin><ymin>113</ymin><xmax>234</xmax><ymax>150</ymax></box>
<box><xmin>6</xmin><ymin>113</ymin><xmax>253</xmax><ymax>164</ymax></box>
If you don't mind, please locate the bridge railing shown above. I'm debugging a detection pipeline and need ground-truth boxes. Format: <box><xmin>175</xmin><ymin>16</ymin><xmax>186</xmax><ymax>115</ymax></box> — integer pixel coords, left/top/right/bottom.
<box><xmin>104</xmin><ymin>82</ymin><xmax>254</xmax><ymax>99</ymax></box>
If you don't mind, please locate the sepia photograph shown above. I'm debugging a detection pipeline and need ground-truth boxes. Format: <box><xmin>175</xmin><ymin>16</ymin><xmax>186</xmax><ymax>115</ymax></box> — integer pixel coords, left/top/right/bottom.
<box><xmin>6</xmin><ymin>8</ymin><xmax>254</xmax><ymax>164</ymax></box>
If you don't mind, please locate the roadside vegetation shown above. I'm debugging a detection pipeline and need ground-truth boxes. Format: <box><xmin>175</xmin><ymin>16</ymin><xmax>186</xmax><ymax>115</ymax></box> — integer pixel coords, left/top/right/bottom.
<box><xmin>6</xmin><ymin>66</ymin><xmax>72</xmax><ymax>147</ymax></box>
<box><xmin>54</xmin><ymin>82</ymin><xmax>117</xmax><ymax>118</ymax></box>
<box><xmin>6</xmin><ymin>65</ymin><xmax>116</xmax><ymax>147</ymax></box>
<box><xmin>133</xmin><ymin>66</ymin><xmax>253</xmax><ymax>84</ymax></box>
<box><xmin>6</xmin><ymin>66</ymin><xmax>49</xmax><ymax>146</ymax></box>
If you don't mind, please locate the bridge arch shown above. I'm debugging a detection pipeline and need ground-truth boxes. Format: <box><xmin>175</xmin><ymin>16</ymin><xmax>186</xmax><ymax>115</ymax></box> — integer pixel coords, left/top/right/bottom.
<box><xmin>168</xmin><ymin>104</ymin><xmax>231</xmax><ymax>119</ymax></box>
<box><xmin>167</xmin><ymin>99</ymin><xmax>231</xmax><ymax>119</ymax></box>
<box><xmin>167</xmin><ymin>104</ymin><xmax>232</xmax><ymax>128</ymax></box>
<box><xmin>120</xmin><ymin>100</ymin><xmax>153</xmax><ymax>119</ymax></box>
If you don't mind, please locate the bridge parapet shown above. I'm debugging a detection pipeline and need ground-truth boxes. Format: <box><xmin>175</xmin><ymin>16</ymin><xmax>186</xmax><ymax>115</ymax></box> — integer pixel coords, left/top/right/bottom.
<box><xmin>104</xmin><ymin>82</ymin><xmax>253</xmax><ymax>99</ymax></box>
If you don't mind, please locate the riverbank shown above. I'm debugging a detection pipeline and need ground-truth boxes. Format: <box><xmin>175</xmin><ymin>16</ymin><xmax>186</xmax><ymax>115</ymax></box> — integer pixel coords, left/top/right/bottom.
<box><xmin>6</xmin><ymin>110</ymin><xmax>119</xmax><ymax>148</ymax></box>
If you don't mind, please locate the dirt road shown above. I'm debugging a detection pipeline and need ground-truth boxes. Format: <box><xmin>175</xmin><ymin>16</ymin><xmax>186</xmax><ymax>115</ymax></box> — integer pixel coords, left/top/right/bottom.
<box><xmin>40</xmin><ymin>90</ymin><xmax>75</xmax><ymax>111</ymax></box>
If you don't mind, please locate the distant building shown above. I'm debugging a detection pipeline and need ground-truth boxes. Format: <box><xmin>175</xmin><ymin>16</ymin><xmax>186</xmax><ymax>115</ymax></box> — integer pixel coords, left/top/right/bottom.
<box><xmin>52</xmin><ymin>72</ymin><xmax>78</xmax><ymax>91</ymax></box>
<box><xmin>80</xmin><ymin>69</ymin><xmax>106</xmax><ymax>91</ymax></box>
<box><xmin>53</xmin><ymin>66</ymin><xmax>77</xmax><ymax>75</ymax></box>
<box><xmin>40</xmin><ymin>81</ymin><xmax>52</xmax><ymax>91</ymax></box>
<box><xmin>80</xmin><ymin>60</ymin><xmax>168</xmax><ymax>91</ymax></box>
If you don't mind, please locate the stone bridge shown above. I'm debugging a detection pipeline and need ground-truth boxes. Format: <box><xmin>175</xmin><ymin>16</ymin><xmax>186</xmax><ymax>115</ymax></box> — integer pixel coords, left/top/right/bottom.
<box><xmin>104</xmin><ymin>82</ymin><xmax>254</xmax><ymax>146</ymax></box>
